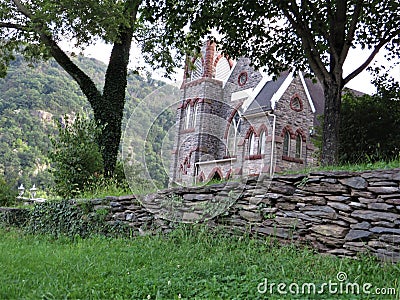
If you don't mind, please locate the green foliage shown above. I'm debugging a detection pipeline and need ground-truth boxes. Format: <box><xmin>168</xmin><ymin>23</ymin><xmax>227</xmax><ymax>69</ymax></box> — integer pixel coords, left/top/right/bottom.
<box><xmin>0</xmin><ymin>54</ymin><xmax>169</xmax><ymax>192</ymax></box>
<box><xmin>119</xmin><ymin>160</ymin><xmax>153</xmax><ymax>194</ymax></box>
<box><xmin>339</xmin><ymin>92</ymin><xmax>400</xmax><ymax>164</ymax></box>
<box><xmin>49</xmin><ymin>114</ymin><xmax>104</xmax><ymax>198</ymax></box>
<box><xmin>0</xmin><ymin>176</ymin><xmax>17</xmax><ymax>207</ymax></box>
<box><xmin>0</xmin><ymin>226</ymin><xmax>399</xmax><ymax>299</ymax></box>
<box><xmin>0</xmin><ymin>0</ymin><xmax>189</xmax><ymax>176</ymax></box>
<box><xmin>145</xmin><ymin>109</ymin><xmax>175</xmax><ymax>188</ymax></box>
<box><xmin>24</xmin><ymin>200</ymin><xmax>131</xmax><ymax>239</ymax></box>
<box><xmin>166</xmin><ymin>0</ymin><xmax>400</xmax><ymax>165</ymax></box>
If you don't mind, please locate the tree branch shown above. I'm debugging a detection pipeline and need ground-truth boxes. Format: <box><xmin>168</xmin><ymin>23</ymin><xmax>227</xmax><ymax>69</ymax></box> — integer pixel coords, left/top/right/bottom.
<box><xmin>11</xmin><ymin>0</ymin><xmax>102</xmax><ymax>104</ymax></box>
<box><xmin>12</xmin><ymin>0</ymin><xmax>33</xmax><ymax>18</ymax></box>
<box><xmin>279</xmin><ymin>3</ymin><xmax>330</xmax><ymax>81</ymax></box>
<box><xmin>0</xmin><ymin>22</ymin><xmax>25</xmax><ymax>31</ymax></box>
<box><xmin>344</xmin><ymin>28</ymin><xmax>400</xmax><ymax>85</ymax></box>
<box><xmin>339</xmin><ymin>0</ymin><xmax>364</xmax><ymax>66</ymax></box>
<box><xmin>39</xmin><ymin>32</ymin><xmax>102</xmax><ymax>104</ymax></box>
<box><xmin>103</xmin><ymin>0</ymin><xmax>141</xmax><ymax>104</ymax></box>
<box><xmin>329</xmin><ymin>0</ymin><xmax>347</xmax><ymax>67</ymax></box>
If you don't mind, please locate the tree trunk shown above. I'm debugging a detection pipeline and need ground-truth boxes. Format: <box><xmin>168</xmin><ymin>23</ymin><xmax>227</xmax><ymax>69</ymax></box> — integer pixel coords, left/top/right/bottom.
<box><xmin>97</xmin><ymin>34</ymin><xmax>133</xmax><ymax>176</ymax></box>
<box><xmin>34</xmin><ymin>0</ymin><xmax>139</xmax><ymax>177</ymax></box>
<box><xmin>321</xmin><ymin>80</ymin><xmax>342</xmax><ymax>166</ymax></box>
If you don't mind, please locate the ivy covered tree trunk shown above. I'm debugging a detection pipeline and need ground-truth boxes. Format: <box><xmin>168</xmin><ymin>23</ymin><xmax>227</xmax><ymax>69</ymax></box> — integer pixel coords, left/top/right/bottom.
<box><xmin>37</xmin><ymin>2</ymin><xmax>137</xmax><ymax>176</ymax></box>
<box><xmin>95</xmin><ymin>29</ymin><xmax>133</xmax><ymax>176</ymax></box>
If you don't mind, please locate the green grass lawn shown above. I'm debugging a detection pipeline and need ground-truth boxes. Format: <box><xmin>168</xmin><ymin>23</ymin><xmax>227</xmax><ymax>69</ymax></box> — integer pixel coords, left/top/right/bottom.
<box><xmin>0</xmin><ymin>227</ymin><xmax>399</xmax><ymax>300</ymax></box>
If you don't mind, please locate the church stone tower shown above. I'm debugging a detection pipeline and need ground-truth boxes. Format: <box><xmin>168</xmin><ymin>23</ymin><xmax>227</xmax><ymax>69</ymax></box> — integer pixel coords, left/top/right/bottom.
<box><xmin>169</xmin><ymin>41</ymin><xmax>234</xmax><ymax>185</ymax></box>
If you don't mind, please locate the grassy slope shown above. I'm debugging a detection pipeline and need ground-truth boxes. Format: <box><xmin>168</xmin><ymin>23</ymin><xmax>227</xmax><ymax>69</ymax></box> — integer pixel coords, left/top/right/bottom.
<box><xmin>0</xmin><ymin>228</ymin><xmax>399</xmax><ymax>299</ymax></box>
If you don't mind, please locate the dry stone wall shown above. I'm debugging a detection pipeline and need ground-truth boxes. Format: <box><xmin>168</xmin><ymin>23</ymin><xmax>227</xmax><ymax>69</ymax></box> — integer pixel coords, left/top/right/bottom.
<box><xmin>103</xmin><ymin>168</ymin><xmax>400</xmax><ymax>262</ymax></box>
<box><xmin>2</xmin><ymin>168</ymin><xmax>399</xmax><ymax>262</ymax></box>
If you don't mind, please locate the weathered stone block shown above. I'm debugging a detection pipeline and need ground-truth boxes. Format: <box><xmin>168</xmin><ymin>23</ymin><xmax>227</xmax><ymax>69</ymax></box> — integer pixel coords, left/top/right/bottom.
<box><xmin>113</xmin><ymin>212</ymin><xmax>126</xmax><ymax>221</ymax></box>
<box><xmin>379</xmin><ymin>234</ymin><xmax>400</xmax><ymax>244</ymax></box>
<box><xmin>300</xmin><ymin>205</ymin><xmax>337</xmax><ymax>219</ymax></box>
<box><xmin>276</xmin><ymin>202</ymin><xmax>297</xmax><ymax>210</ymax></box>
<box><xmin>303</xmin><ymin>182</ymin><xmax>348</xmax><ymax>194</ymax></box>
<box><xmin>370</xmin><ymin>227</ymin><xmax>400</xmax><ymax>234</ymax></box>
<box><xmin>371</xmin><ymin>221</ymin><xmax>395</xmax><ymax>228</ymax></box>
<box><xmin>325</xmin><ymin>195</ymin><xmax>351</xmax><ymax>202</ymax></box>
<box><xmin>327</xmin><ymin>202</ymin><xmax>352</xmax><ymax>212</ymax></box>
<box><xmin>239</xmin><ymin>210</ymin><xmax>262</xmax><ymax>222</ymax></box>
<box><xmin>269</xmin><ymin>184</ymin><xmax>296</xmax><ymax>195</ymax></box>
<box><xmin>359</xmin><ymin>197</ymin><xmax>382</xmax><ymax>204</ymax></box>
<box><xmin>369</xmin><ymin>181</ymin><xmax>398</xmax><ymax>187</ymax></box>
<box><xmin>350</xmin><ymin>191</ymin><xmax>375</xmax><ymax>198</ymax></box>
<box><xmin>350</xmin><ymin>221</ymin><xmax>371</xmax><ymax>230</ymax></box>
<box><xmin>345</xmin><ymin>229</ymin><xmax>371</xmax><ymax>241</ymax></box>
<box><xmin>367</xmin><ymin>202</ymin><xmax>394</xmax><ymax>211</ymax></box>
<box><xmin>253</xmin><ymin>226</ymin><xmax>290</xmax><ymax>239</ymax></box>
<box><xmin>344</xmin><ymin>242</ymin><xmax>371</xmax><ymax>253</ymax></box>
<box><xmin>367</xmin><ymin>186</ymin><xmax>399</xmax><ymax>194</ymax></box>
<box><xmin>337</xmin><ymin>214</ymin><xmax>358</xmax><ymax>224</ymax></box>
<box><xmin>348</xmin><ymin>202</ymin><xmax>367</xmax><ymax>209</ymax></box>
<box><xmin>339</xmin><ymin>177</ymin><xmax>368</xmax><ymax>189</ymax></box>
<box><xmin>274</xmin><ymin>217</ymin><xmax>305</xmax><ymax>228</ymax></box>
<box><xmin>125</xmin><ymin>213</ymin><xmax>136</xmax><ymax>221</ymax></box>
<box><xmin>386</xmin><ymin>198</ymin><xmax>400</xmax><ymax>205</ymax></box>
<box><xmin>283</xmin><ymin>211</ymin><xmax>322</xmax><ymax>223</ymax></box>
<box><xmin>351</xmin><ymin>210</ymin><xmax>399</xmax><ymax>222</ymax></box>
<box><xmin>327</xmin><ymin>248</ymin><xmax>355</xmax><ymax>256</ymax></box>
<box><xmin>311</xmin><ymin>224</ymin><xmax>348</xmax><ymax>238</ymax></box>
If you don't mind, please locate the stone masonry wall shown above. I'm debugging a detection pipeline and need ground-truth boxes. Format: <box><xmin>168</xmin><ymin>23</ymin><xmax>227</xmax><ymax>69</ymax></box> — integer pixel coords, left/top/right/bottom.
<box><xmin>3</xmin><ymin>169</ymin><xmax>399</xmax><ymax>262</ymax></box>
<box><xmin>102</xmin><ymin>168</ymin><xmax>400</xmax><ymax>262</ymax></box>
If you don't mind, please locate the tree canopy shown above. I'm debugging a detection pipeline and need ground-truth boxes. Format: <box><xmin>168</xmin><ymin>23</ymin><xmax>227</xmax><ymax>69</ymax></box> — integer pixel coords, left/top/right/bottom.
<box><xmin>0</xmin><ymin>0</ymin><xmax>187</xmax><ymax>175</ymax></box>
<box><xmin>166</xmin><ymin>0</ymin><xmax>400</xmax><ymax>165</ymax></box>
<box><xmin>0</xmin><ymin>54</ymin><xmax>174</xmax><ymax>192</ymax></box>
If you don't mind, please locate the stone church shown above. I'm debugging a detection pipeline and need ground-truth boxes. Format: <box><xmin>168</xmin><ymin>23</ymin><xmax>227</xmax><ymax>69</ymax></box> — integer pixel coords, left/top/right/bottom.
<box><xmin>169</xmin><ymin>42</ymin><xmax>324</xmax><ymax>186</ymax></box>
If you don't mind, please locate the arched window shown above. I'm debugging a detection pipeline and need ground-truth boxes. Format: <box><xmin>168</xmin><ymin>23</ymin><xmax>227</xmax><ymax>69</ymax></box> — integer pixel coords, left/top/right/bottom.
<box><xmin>185</xmin><ymin>105</ymin><xmax>191</xmax><ymax>129</ymax></box>
<box><xmin>249</xmin><ymin>132</ymin><xmax>256</xmax><ymax>155</ymax></box>
<box><xmin>215</xmin><ymin>57</ymin><xmax>231</xmax><ymax>81</ymax></box>
<box><xmin>283</xmin><ymin>131</ymin><xmax>290</xmax><ymax>157</ymax></box>
<box><xmin>295</xmin><ymin>135</ymin><xmax>302</xmax><ymax>158</ymax></box>
<box><xmin>190</xmin><ymin>58</ymin><xmax>203</xmax><ymax>81</ymax></box>
<box><xmin>192</xmin><ymin>102</ymin><xmax>199</xmax><ymax>127</ymax></box>
<box><xmin>226</xmin><ymin>111</ymin><xmax>241</xmax><ymax>156</ymax></box>
<box><xmin>259</xmin><ymin>130</ymin><xmax>267</xmax><ymax>154</ymax></box>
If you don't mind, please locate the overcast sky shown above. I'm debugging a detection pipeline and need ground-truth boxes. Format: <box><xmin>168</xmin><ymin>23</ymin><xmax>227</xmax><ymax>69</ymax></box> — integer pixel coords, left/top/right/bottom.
<box><xmin>61</xmin><ymin>40</ymin><xmax>399</xmax><ymax>95</ymax></box>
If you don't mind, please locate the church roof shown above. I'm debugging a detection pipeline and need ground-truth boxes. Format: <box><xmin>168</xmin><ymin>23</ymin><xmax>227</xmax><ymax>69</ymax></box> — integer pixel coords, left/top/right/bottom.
<box><xmin>243</xmin><ymin>71</ymin><xmax>327</xmax><ymax>125</ymax></box>
<box><xmin>244</xmin><ymin>71</ymin><xmax>290</xmax><ymax>114</ymax></box>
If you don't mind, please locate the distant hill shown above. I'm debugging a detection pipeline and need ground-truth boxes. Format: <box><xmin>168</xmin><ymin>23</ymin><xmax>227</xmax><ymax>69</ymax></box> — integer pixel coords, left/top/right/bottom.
<box><xmin>0</xmin><ymin>54</ymin><xmax>178</xmax><ymax>191</ymax></box>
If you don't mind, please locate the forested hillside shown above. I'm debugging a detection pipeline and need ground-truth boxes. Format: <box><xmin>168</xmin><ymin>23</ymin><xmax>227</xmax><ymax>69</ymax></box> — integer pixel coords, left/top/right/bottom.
<box><xmin>0</xmin><ymin>54</ymin><xmax>178</xmax><ymax>192</ymax></box>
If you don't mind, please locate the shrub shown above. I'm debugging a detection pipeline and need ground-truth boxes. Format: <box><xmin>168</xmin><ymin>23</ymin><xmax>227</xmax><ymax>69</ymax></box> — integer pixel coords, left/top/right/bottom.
<box><xmin>24</xmin><ymin>199</ymin><xmax>131</xmax><ymax>238</ymax></box>
<box><xmin>313</xmin><ymin>92</ymin><xmax>400</xmax><ymax>165</ymax></box>
<box><xmin>49</xmin><ymin>114</ymin><xmax>104</xmax><ymax>198</ymax></box>
<box><xmin>0</xmin><ymin>176</ymin><xmax>17</xmax><ymax>207</ymax></box>
<box><xmin>339</xmin><ymin>92</ymin><xmax>400</xmax><ymax>163</ymax></box>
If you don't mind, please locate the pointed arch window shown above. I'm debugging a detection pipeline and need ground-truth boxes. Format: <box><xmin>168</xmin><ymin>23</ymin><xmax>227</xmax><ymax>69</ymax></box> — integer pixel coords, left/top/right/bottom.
<box><xmin>283</xmin><ymin>131</ymin><xmax>290</xmax><ymax>157</ymax></box>
<box><xmin>248</xmin><ymin>132</ymin><xmax>256</xmax><ymax>155</ymax></box>
<box><xmin>193</xmin><ymin>102</ymin><xmax>200</xmax><ymax>127</ymax></box>
<box><xmin>226</xmin><ymin>111</ymin><xmax>241</xmax><ymax>156</ymax></box>
<box><xmin>190</xmin><ymin>58</ymin><xmax>203</xmax><ymax>81</ymax></box>
<box><xmin>185</xmin><ymin>105</ymin><xmax>191</xmax><ymax>129</ymax></box>
<box><xmin>295</xmin><ymin>135</ymin><xmax>302</xmax><ymax>158</ymax></box>
<box><xmin>215</xmin><ymin>57</ymin><xmax>231</xmax><ymax>81</ymax></box>
<box><xmin>259</xmin><ymin>130</ymin><xmax>267</xmax><ymax>154</ymax></box>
